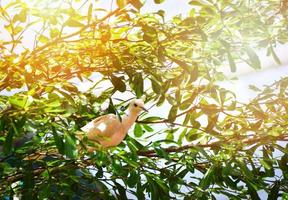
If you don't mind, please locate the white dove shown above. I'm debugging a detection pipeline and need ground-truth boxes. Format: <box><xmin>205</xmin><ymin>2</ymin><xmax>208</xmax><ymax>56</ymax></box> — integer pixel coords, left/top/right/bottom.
<box><xmin>80</xmin><ymin>99</ymin><xmax>148</xmax><ymax>150</ymax></box>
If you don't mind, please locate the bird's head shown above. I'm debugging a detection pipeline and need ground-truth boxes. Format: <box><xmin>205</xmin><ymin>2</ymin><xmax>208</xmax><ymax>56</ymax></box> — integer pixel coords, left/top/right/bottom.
<box><xmin>129</xmin><ymin>99</ymin><xmax>148</xmax><ymax>114</ymax></box>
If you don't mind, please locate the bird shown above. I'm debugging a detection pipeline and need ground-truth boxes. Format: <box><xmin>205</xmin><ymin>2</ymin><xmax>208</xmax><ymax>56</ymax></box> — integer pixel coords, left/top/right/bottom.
<box><xmin>80</xmin><ymin>99</ymin><xmax>148</xmax><ymax>150</ymax></box>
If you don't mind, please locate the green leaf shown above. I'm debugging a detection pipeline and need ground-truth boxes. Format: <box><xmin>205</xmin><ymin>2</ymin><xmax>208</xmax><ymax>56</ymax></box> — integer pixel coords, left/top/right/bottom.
<box><xmin>194</xmin><ymin>146</ymin><xmax>210</xmax><ymax>160</ymax></box>
<box><xmin>249</xmin><ymin>85</ymin><xmax>261</xmax><ymax>92</ymax></box>
<box><xmin>227</xmin><ymin>52</ymin><xmax>236</xmax><ymax>72</ymax></box>
<box><xmin>156</xmin><ymin>10</ymin><xmax>165</xmax><ymax>19</ymax></box>
<box><xmin>283</xmin><ymin>193</ymin><xmax>288</xmax><ymax>200</ymax></box>
<box><xmin>190</xmin><ymin>65</ymin><xmax>198</xmax><ymax>82</ymax></box>
<box><xmin>246</xmin><ymin>181</ymin><xmax>261</xmax><ymax>200</ymax></box>
<box><xmin>262</xmin><ymin>146</ymin><xmax>274</xmax><ymax>176</ymax></box>
<box><xmin>108</xmin><ymin>98</ymin><xmax>117</xmax><ymax>116</ymax></box>
<box><xmin>177</xmin><ymin>168</ymin><xmax>189</xmax><ymax>179</ymax></box>
<box><xmin>127</xmin><ymin>140</ymin><xmax>139</xmax><ymax>153</ymax></box>
<box><xmin>127</xmin><ymin>136</ymin><xmax>144</xmax><ymax>150</ymax></box>
<box><xmin>171</xmin><ymin>58</ymin><xmax>193</xmax><ymax>73</ymax></box>
<box><xmin>50</xmin><ymin>28</ymin><xmax>60</xmax><ymax>38</ymax></box>
<box><xmin>192</xmin><ymin>28</ymin><xmax>207</xmax><ymax>41</ymax></box>
<box><xmin>142</xmin><ymin>26</ymin><xmax>158</xmax><ymax>43</ymax></box>
<box><xmin>44</xmin><ymin>107</ymin><xmax>65</xmax><ymax>113</ymax></box>
<box><xmin>118</xmin><ymin>154</ymin><xmax>139</xmax><ymax>168</ymax></box>
<box><xmin>250</xmin><ymin>120</ymin><xmax>262</xmax><ymax>130</ymax></box>
<box><xmin>3</xmin><ymin>127</ymin><xmax>14</xmax><ymax>155</ymax></box>
<box><xmin>201</xmin><ymin>104</ymin><xmax>220</xmax><ymax>115</ymax></box>
<box><xmin>130</xmin><ymin>0</ymin><xmax>143</xmax><ymax>10</ymax></box>
<box><xmin>223</xmin><ymin>177</ymin><xmax>238</xmax><ymax>190</ymax></box>
<box><xmin>116</xmin><ymin>0</ymin><xmax>129</xmax><ymax>8</ymax></box>
<box><xmin>180</xmin><ymin>93</ymin><xmax>197</xmax><ymax>110</ymax></box>
<box><xmin>23</xmin><ymin>163</ymin><xmax>35</xmax><ymax>199</ymax></box>
<box><xmin>136</xmin><ymin>182</ymin><xmax>145</xmax><ymax>200</ymax></box>
<box><xmin>65</xmin><ymin>18</ymin><xmax>84</xmax><ymax>27</ymax></box>
<box><xmin>13</xmin><ymin>9</ymin><xmax>27</xmax><ymax>23</ymax></box>
<box><xmin>38</xmin><ymin>34</ymin><xmax>49</xmax><ymax>43</ymax></box>
<box><xmin>87</xmin><ymin>3</ymin><xmax>93</xmax><ymax>23</ymax></box>
<box><xmin>150</xmin><ymin>77</ymin><xmax>161</xmax><ymax>94</ymax></box>
<box><xmin>133</xmin><ymin>73</ymin><xmax>143</xmax><ymax>98</ymax></box>
<box><xmin>146</xmin><ymin>175</ymin><xmax>160</xmax><ymax>200</ymax></box>
<box><xmin>110</xmin><ymin>74</ymin><xmax>126</xmax><ymax>92</ymax></box>
<box><xmin>141</xmin><ymin>116</ymin><xmax>162</xmax><ymax>122</ymax></box>
<box><xmin>157</xmin><ymin>95</ymin><xmax>165</xmax><ymax>106</ymax></box>
<box><xmin>185</xmin><ymin>128</ymin><xmax>200</xmax><ymax>142</ymax></box>
<box><xmin>146</xmin><ymin>174</ymin><xmax>169</xmax><ymax>197</ymax></box>
<box><xmin>178</xmin><ymin>128</ymin><xmax>187</xmax><ymax>144</ymax></box>
<box><xmin>189</xmin><ymin>0</ymin><xmax>208</xmax><ymax>6</ymax></box>
<box><xmin>127</xmin><ymin>171</ymin><xmax>139</xmax><ymax>188</ymax></box>
<box><xmin>52</xmin><ymin>126</ymin><xmax>64</xmax><ymax>154</ymax></box>
<box><xmin>260</xmin><ymin>159</ymin><xmax>272</xmax><ymax>170</ymax></box>
<box><xmin>236</xmin><ymin>159</ymin><xmax>254</xmax><ymax>180</ymax></box>
<box><xmin>112</xmin><ymin>158</ymin><xmax>123</xmax><ymax>174</ymax></box>
<box><xmin>114</xmin><ymin>181</ymin><xmax>128</xmax><ymax>199</ymax></box>
<box><xmin>14</xmin><ymin>26</ymin><xmax>24</xmax><ymax>35</ymax></box>
<box><xmin>9</xmin><ymin>95</ymin><xmax>33</xmax><ymax>109</ymax></box>
<box><xmin>200</xmin><ymin>166</ymin><xmax>215</xmax><ymax>189</ymax></box>
<box><xmin>166</xmin><ymin>129</ymin><xmax>174</xmax><ymax>140</ymax></box>
<box><xmin>269</xmin><ymin>46</ymin><xmax>281</xmax><ymax>65</ymax></box>
<box><xmin>57</xmin><ymin>90</ymin><xmax>76</xmax><ymax>107</ymax></box>
<box><xmin>245</xmin><ymin>46</ymin><xmax>261</xmax><ymax>69</ymax></box>
<box><xmin>191</xmin><ymin>119</ymin><xmax>201</xmax><ymax>129</ymax></box>
<box><xmin>154</xmin><ymin>146</ymin><xmax>170</xmax><ymax>160</ymax></box>
<box><xmin>205</xmin><ymin>114</ymin><xmax>218</xmax><ymax>132</ymax></box>
<box><xmin>154</xmin><ymin>0</ymin><xmax>165</xmax><ymax>4</ymax></box>
<box><xmin>267</xmin><ymin>181</ymin><xmax>280</xmax><ymax>200</ymax></box>
<box><xmin>168</xmin><ymin>106</ymin><xmax>178</xmax><ymax>122</ymax></box>
<box><xmin>134</xmin><ymin>123</ymin><xmax>144</xmax><ymax>137</ymax></box>
<box><xmin>64</xmin><ymin>133</ymin><xmax>77</xmax><ymax>158</ymax></box>
<box><xmin>154</xmin><ymin>177</ymin><xmax>169</xmax><ymax>193</ymax></box>
<box><xmin>143</xmin><ymin>124</ymin><xmax>153</xmax><ymax>132</ymax></box>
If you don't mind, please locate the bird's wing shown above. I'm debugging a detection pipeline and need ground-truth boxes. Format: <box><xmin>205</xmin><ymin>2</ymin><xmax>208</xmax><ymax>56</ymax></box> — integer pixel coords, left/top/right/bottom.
<box><xmin>81</xmin><ymin>114</ymin><xmax>122</xmax><ymax>140</ymax></box>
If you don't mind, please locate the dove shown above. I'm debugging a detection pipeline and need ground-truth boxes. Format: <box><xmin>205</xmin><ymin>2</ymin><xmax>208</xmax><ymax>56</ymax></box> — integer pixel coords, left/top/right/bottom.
<box><xmin>80</xmin><ymin>99</ymin><xmax>148</xmax><ymax>150</ymax></box>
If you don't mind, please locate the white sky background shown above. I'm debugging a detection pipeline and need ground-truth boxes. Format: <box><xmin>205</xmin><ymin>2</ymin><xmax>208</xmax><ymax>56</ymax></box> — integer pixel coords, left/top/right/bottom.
<box><xmin>0</xmin><ymin>1</ymin><xmax>287</xmax><ymax>199</ymax></box>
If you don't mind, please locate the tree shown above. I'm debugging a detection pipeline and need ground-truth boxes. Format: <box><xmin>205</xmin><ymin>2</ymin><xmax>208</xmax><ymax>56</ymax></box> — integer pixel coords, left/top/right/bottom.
<box><xmin>0</xmin><ymin>0</ymin><xmax>287</xmax><ymax>199</ymax></box>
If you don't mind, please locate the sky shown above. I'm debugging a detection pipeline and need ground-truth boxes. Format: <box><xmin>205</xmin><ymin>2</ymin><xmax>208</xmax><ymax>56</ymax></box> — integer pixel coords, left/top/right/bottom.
<box><xmin>0</xmin><ymin>1</ymin><xmax>287</xmax><ymax>199</ymax></box>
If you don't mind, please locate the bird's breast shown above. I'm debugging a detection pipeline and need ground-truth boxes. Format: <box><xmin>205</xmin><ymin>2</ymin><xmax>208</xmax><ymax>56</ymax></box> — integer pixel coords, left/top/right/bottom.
<box><xmin>100</xmin><ymin>127</ymin><xmax>127</xmax><ymax>147</ymax></box>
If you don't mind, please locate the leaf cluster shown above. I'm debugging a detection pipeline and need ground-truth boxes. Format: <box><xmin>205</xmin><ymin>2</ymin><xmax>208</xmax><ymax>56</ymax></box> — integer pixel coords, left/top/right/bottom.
<box><xmin>0</xmin><ymin>0</ymin><xmax>288</xmax><ymax>199</ymax></box>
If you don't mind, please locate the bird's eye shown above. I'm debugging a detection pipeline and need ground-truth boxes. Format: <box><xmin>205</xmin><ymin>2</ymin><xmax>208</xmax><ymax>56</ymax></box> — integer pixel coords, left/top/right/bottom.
<box><xmin>134</xmin><ymin>103</ymin><xmax>138</xmax><ymax>107</ymax></box>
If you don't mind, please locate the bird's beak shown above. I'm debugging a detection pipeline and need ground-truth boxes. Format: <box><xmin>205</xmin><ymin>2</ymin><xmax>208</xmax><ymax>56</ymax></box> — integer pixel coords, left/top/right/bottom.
<box><xmin>141</xmin><ymin>106</ymin><xmax>149</xmax><ymax>112</ymax></box>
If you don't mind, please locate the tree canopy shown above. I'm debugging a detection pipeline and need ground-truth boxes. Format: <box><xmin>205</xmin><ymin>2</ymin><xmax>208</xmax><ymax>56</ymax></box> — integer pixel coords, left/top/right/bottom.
<box><xmin>0</xmin><ymin>0</ymin><xmax>288</xmax><ymax>199</ymax></box>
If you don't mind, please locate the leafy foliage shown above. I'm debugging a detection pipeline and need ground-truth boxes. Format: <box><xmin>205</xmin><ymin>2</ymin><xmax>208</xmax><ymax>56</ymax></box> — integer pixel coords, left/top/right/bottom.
<box><xmin>0</xmin><ymin>0</ymin><xmax>288</xmax><ymax>199</ymax></box>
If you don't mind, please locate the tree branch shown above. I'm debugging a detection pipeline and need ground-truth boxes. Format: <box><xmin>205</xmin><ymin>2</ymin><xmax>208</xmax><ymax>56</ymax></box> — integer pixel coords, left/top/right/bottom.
<box><xmin>137</xmin><ymin>135</ymin><xmax>288</xmax><ymax>157</ymax></box>
<box><xmin>27</xmin><ymin>7</ymin><xmax>122</xmax><ymax>59</ymax></box>
<box><xmin>137</xmin><ymin>106</ymin><xmax>198</xmax><ymax>124</ymax></box>
<box><xmin>0</xmin><ymin>161</ymin><xmax>78</xmax><ymax>191</ymax></box>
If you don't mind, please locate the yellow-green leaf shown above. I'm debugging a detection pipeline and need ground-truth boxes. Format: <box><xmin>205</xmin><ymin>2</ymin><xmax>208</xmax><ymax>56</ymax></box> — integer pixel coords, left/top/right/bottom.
<box><xmin>130</xmin><ymin>0</ymin><xmax>143</xmax><ymax>10</ymax></box>
<box><xmin>116</xmin><ymin>0</ymin><xmax>129</xmax><ymax>8</ymax></box>
<box><xmin>134</xmin><ymin>124</ymin><xmax>144</xmax><ymax>137</ymax></box>
<box><xmin>87</xmin><ymin>3</ymin><xmax>93</xmax><ymax>23</ymax></box>
<box><xmin>227</xmin><ymin>52</ymin><xmax>236</xmax><ymax>72</ymax></box>
<box><xmin>270</xmin><ymin>46</ymin><xmax>281</xmax><ymax>65</ymax></box>
<box><xmin>65</xmin><ymin>18</ymin><xmax>84</xmax><ymax>27</ymax></box>
<box><xmin>245</xmin><ymin>46</ymin><xmax>261</xmax><ymax>69</ymax></box>
<box><xmin>13</xmin><ymin>9</ymin><xmax>27</xmax><ymax>23</ymax></box>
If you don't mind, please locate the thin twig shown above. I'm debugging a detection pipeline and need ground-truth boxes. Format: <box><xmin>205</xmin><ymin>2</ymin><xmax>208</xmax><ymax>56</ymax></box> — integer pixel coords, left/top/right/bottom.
<box><xmin>137</xmin><ymin>135</ymin><xmax>288</xmax><ymax>157</ymax></box>
<box><xmin>27</xmin><ymin>7</ymin><xmax>122</xmax><ymax>59</ymax></box>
